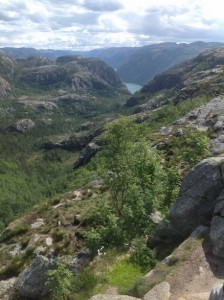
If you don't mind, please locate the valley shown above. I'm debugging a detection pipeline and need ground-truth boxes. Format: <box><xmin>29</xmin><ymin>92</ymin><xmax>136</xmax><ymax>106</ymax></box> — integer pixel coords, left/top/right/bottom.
<box><xmin>0</xmin><ymin>43</ymin><xmax>224</xmax><ymax>300</ymax></box>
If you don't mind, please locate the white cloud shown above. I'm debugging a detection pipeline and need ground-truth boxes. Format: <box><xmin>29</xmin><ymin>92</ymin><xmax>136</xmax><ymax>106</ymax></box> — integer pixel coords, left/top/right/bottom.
<box><xmin>0</xmin><ymin>0</ymin><xmax>224</xmax><ymax>49</ymax></box>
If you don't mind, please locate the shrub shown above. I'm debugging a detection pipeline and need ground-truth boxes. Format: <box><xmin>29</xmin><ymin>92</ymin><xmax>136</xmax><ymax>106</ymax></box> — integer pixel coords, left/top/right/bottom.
<box><xmin>130</xmin><ymin>239</ymin><xmax>157</xmax><ymax>269</ymax></box>
<box><xmin>46</xmin><ymin>261</ymin><xmax>73</xmax><ymax>300</ymax></box>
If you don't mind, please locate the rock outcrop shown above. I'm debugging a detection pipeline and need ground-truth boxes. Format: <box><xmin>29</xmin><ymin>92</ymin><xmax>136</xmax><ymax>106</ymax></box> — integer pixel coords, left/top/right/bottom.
<box><xmin>13</xmin><ymin>249</ymin><xmax>93</xmax><ymax>299</ymax></box>
<box><xmin>149</xmin><ymin>156</ymin><xmax>224</xmax><ymax>256</ymax></box>
<box><xmin>6</xmin><ymin>119</ymin><xmax>35</xmax><ymax>134</ymax></box>
<box><xmin>0</xmin><ymin>76</ymin><xmax>11</xmax><ymax>99</ymax></box>
<box><xmin>19</xmin><ymin>55</ymin><xmax>128</xmax><ymax>94</ymax></box>
<box><xmin>73</xmin><ymin>142</ymin><xmax>102</xmax><ymax>169</ymax></box>
<box><xmin>13</xmin><ymin>255</ymin><xmax>55</xmax><ymax>299</ymax></box>
<box><xmin>143</xmin><ymin>281</ymin><xmax>170</xmax><ymax>300</ymax></box>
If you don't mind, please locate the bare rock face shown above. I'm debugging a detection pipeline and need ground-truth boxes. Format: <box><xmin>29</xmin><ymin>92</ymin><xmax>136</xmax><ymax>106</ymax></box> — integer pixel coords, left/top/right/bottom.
<box><xmin>209</xmin><ymin>192</ymin><xmax>224</xmax><ymax>257</ymax></box>
<box><xmin>73</xmin><ymin>142</ymin><xmax>102</xmax><ymax>169</ymax></box>
<box><xmin>0</xmin><ymin>76</ymin><xmax>11</xmax><ymax>99</ymax></box>
<box><xmin>13</xmin><ymin>255</ymin><xmax>55</xmax><ymax>299</ymax></box>
<box><xmin>143</xmin><ymin>281</ymin><xmax>170</xmax><ymax>300</ymax></box>
<box><xmin>6</xmin><ymin>119</ymin><xmax>35</xmax><ymax>134</ymax></box>
<box><xmin>149</xmin><ymin>156</ymin><xmax>224</xmax><ymax>248</ymax></box>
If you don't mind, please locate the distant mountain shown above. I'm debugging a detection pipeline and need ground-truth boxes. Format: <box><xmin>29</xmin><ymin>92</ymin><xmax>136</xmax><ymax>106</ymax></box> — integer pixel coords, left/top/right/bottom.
<box><xmin>0</xmin><ymin>53</ymin><xmax>129</xmax><ymax>118</ymax></box>
<box><xmin>116</xmin><ymin>41</ymin><xmax>224</xmax><ymax>84</ymax></box>
<box><xmin>125</xmin><ymin>47</ymin><xmax>224</xmax><ymax>113</ymax></box>
<box><xmin>1</xmin><ymin>42</ymin><xmax>224</xmax><ymax>86</ymax></box>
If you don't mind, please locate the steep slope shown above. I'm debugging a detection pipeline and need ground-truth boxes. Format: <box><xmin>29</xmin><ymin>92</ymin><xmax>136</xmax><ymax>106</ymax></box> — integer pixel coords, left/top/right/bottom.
<box><xmin>2</xmin><ymin>42</ymin><xmax>224</xmax><ymax>86</ymax></box>
<box><xmin>125</xmin><ymin>47</ymin><xmax>224</xmax><ymax>113</ymax></box>
<box><xmin>2</xmin><ymin>46</ymin><xmax>224</xmax><ymax>300</ymax></box>
<box><xmin>117</xmin><ymin>41</ymin><xmax>224</xmax><ymax>85</ymax></box>
<box><xmin>16</xmin><ymin>55</ymin><xmax>128</xmax><ymax>93</ymax></box>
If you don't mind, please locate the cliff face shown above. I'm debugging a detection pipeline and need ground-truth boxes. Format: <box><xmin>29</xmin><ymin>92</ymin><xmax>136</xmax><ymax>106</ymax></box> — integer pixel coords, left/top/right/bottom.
<box><xmin>0</xmin><ymin>53</ymin><xmax>14</xmax><ymax>99</ymax></box>
<box><xmin>125</xmin><ymin>47</ymin><xmax>224</xmax><ymax>113</ymax></box>
<box><xmin>141</xmin><ymin>48</ymin><xmax>224</xmax><ymax>99</ymax></box>
<box><xmin>18</xmin><ymin>55</ymin><xmax>128</xmax><ymax>93</ymax></box>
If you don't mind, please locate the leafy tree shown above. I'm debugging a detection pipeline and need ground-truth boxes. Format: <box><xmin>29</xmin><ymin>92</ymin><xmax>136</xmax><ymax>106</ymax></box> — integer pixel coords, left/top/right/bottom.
<box><xmin>86</xmin><ymin>117</ymin><xmax>166</xmax><ymax>248</ymax></box>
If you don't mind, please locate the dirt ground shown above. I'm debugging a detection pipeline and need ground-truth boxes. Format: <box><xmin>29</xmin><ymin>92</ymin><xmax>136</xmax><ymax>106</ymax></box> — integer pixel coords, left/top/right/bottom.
<box><xmin>166</xmin><ymin>236</ymin><xmax>224</xmax><ymax>300</ymax></box>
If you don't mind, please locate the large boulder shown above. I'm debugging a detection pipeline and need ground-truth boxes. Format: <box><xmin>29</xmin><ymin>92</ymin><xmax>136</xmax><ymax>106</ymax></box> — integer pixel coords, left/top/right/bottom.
<box><xmin>13</xmin><ymin>255</ymin><xmax>55</xmax><ymax>299</ymax></box>
<box><xmin>13</xmin><ymin>249</ymin><xmax>93</xmax><ymax>299</ymax></box>
<box><xmin>149</xmin><ymin>156</ymin><xmax>224</xmax><ymax>248</ymax></box>
<box><xmin>209</xmin><ymin>192</ymin><xmax>224</xmax><ymax>257</ymax></box>
<box><xmin>6</xmin><ymin>119</ymin><xmax>35</xmax><ymax>134</ymax></box>
<box><xmin>169</xmin><ymin>156</ymin><xmax>224</xmax><ymax>233</ymax></box>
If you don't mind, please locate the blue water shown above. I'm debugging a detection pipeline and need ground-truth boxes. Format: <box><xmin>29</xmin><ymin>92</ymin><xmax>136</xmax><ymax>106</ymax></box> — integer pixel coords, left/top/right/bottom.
<box><xmin>125</xmin><ymin>82</ymin><xmax>142</xmax><ymax>94</ymax></box>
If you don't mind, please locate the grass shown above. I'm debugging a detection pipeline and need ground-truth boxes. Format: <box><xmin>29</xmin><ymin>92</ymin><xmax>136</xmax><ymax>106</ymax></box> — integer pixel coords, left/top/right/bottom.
<box><xmin>107</xmin><ymin>260</ymin><xmax>143</xmax><ymax>293</ymax></box>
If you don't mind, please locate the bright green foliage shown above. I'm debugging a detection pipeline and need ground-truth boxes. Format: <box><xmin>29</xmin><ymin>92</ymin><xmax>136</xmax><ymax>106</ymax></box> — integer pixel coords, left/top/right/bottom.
<box><xmin>86</xmin><ymin>117</ymin><xmax>168</xmax><ymax>248</ymax></box>
<box><xmin>107</xmin><ymin>260</ymin><xmax>143</xmax><ymax>293</ymax></box>
<box><xmin>172</xmin><ymin>130</ymin><xmax>210</xmax><ymax>167</ymax></box>
<box><xmin>47</xmin><ymin>261</ymin><xmax>74</xmax><ymax>300</ymax></box>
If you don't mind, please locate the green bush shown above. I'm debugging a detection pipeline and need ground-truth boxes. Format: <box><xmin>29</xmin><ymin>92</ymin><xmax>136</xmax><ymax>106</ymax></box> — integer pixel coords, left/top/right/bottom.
<box><xmin>130</xmin><ymin>239</ymin><xmax>157</xmax><ymax>269</ymax></box>
<box><xmin>46</xmin><ymin>261</ymin><xmax>73</xmax><ymax>300</ymax></box>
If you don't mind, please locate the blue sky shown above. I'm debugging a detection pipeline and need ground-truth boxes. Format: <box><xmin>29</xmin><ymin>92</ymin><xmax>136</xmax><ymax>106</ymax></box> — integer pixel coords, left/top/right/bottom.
<box><xmin>0</xmin><ymin>0</ymin><xmax>224</xmax><ymax>49</ymax></box>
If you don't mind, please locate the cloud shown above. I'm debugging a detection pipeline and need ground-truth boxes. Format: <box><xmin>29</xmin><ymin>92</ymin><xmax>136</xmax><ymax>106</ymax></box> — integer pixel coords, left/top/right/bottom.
<box><xmin>0</xmin><ymin>0</ymin><xmax>224</xmax><ymax>49</ymax></box>
<box><xmin>83</xmin><ymin>0</ymin><xmax>123</xmax><ymax>12</ymax></box>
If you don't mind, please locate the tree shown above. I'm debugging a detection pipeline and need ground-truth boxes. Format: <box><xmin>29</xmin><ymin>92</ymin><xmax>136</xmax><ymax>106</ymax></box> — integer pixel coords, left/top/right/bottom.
<box><xmin>91</xmin><ymin>117</ymin><xmax>165</xmax><ymax>245</ymax></box>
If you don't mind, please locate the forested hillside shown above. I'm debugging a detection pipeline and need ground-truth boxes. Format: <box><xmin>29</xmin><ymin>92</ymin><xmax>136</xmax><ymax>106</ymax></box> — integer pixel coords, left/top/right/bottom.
<box><xmin>1</xmin><ymin>47</ymin><xmax>224</xmax><ymax>300</ymax></box>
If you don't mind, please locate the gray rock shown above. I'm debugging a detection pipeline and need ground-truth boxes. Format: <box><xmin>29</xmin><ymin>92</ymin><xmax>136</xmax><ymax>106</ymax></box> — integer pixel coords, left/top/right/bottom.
<box><xmin>169</xmin><ymin>157</ymin><xmax>224</xmax><ymax>234</ymax></box>
<box><xmin>18</xmin><ymin>100</ymin><xmax>58</xmax><ymax>111</ymax></box>
<box><xmin>209</xmin><ymin>198</ymin><xmax>224</xmax><ymax>257</ymax></box>
<box><xmin>173</xmin><ymin>128</ymin><xmax>183</xmax><ymax>137</ymax></box>
<box><xmin>190</xmin><ymin>225</ymin><xmax>210</xmax><ymax>238</ymax></box>
<box><xmin>162</xmin><ymin>255</ymin><xmax>178</xmax><ymax>266</ymax></box>
<box><xmin>6</xmin><ymin>119</ymin><xmax>35</xmax><ymax>134</ymax></box>
<box><xmin>67</xmin><ymin>248</ymin><xmax>94</xmax><ymax>276</ymax></box>
<box><xmin>0</xmin><ymin>278</ymin><xmax>16</xmax><ymax>299</ymax></box>
<box><xmin>13</xmin><ymin>255</ymin><xmax>55</xmax><ymax>299</ymax></box>
<box><xmin>213</xmin><ymin>120</ymin><xmax>224</xmax><ymax>131</ymax></box>
<box><xmin>211</xmin><ymin>135</ymin><xmax>224</xmax><ymax>155</ymax></box>
<box><xmin>208</xmin><ymin>284</ymin><xmax>224</xmax><ymax>300</ymax></box>
<box><xmin>210</xmin><ymin>216</ymin><xmax>224</xmax><ymax>257</ymax></box>
<box><xmin>149</xmin><ymin>156</ymin><xmax>224</xmax><ymax>248</ymax></box>
<box><xmin>143</xmin><ymin>281</ymin><xmax>170</xmax><ymax>300</ymax></box>
<box><xmin>0</xmin><ymin>76</ymin><xmax>11</xmax><ymax>98</ymax></box>
<box><xmin>149</xmin><ymin>211</ymin><xmax>163</xmax><ymax>224</ymax></box>
<box><xmin>89</xmin><ymin>295</ymin><xmax>141</xmax><ymax>300</ymax></box>
<box><xmin>73</xmin><ymin>142</ymin><xmax>101</xmax><ymax>169</ymax></box>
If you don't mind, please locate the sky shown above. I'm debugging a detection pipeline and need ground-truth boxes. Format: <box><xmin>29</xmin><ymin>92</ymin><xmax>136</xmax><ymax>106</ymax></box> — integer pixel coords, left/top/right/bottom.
<box><xmin>0</xmin><ymin>0</ymin><xmax>224</xmax><ymax>50</ymax></box>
